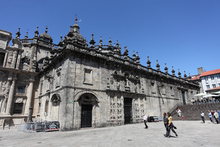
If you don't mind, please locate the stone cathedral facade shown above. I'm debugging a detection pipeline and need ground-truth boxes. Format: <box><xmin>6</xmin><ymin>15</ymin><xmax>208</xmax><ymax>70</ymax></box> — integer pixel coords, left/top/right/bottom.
<box><xmin>0</xmin><ymin>19</ymin><xmax>199</xmax><ymax>130</ymax></box>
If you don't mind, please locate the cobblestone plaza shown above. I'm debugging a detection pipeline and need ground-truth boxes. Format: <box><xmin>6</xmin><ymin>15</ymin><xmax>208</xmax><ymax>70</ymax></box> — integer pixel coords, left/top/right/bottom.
<box><xmin>0</xmin><ymin>121</ymin><xmax>219</xmax><ymax>147</ymax></box>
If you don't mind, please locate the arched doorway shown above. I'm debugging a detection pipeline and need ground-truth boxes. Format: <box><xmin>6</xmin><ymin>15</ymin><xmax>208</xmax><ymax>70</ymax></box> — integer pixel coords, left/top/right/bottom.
<box><xmin>78</xmin><ymin>93</ymin><xmax>98</xmax><ymax>128</ymax></box>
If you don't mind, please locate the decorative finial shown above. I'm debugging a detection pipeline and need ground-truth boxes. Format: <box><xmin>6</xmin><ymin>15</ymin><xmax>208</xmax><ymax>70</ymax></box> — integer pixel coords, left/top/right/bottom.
<box><xmin>156</xmin><ymin>60</ymin><xmax>160</xmax><ymax>71</ymax></box>
<box><xmin>16</xmin><ymin>28</ymin><xmax>21</xmax><ymax>39</ymax></box>
<box><xmin>113</xmin><ymin>40</ymin><xmax>121</xmax><ymax>55</ymax></box>
<box><xmin>147</xmin><ymin>56</ymin><xmax>151</xmax><ymax>68</ymax></box>
<box><xmin>89</xmin><ymin>34</ymin><xmax>96</xmax><ymax>47</ymax></box>
<box><xmin>45</xmin><ymin>26</ymin><xmax>48</xmax><ymax>33</ymax></box>
<box><xmin>25</xmin><ymin>32</ymin><xmax>28</xmax><ymax>39</ymax></box>
<box><xmin>34</xmin><ymin>26</ymin><xmax>39</xmax><ymax>38</ymax></box>
<box><xmin>74</xmin><ymin>15</ymin><xmax>78</xmax><ymax>24</ymax></box>
<box><xmin>123</xmin><ymin>46</ymin><xmax>129</xmax><ymax>56</ymax></box>
<box><xmin>178</xmin><ymin>69</ymin><xmax>181</xmax><ymax>78</ymax></box>
<box><xmin>184</xmin><ymin>71</ymin><xmax>187</xmax><ymax>78</ymax></box>
<box><xmin>115</xmin><ymin>40</ymin><xmax>120</xmax><ymax>48</ymax></box>
<box><xmin>172</xmin><ymin>66</ymin><xmax>175</xmax><ymax>76</ymax></box>
<box><xmin>71</xmin><ymin>15</ymin><xmax>80</xmax><ymax>33</ymax></box>
<box><xmin>164</xmin><ymin>63</ymin><xmax>168</xmax><ymax>74</ymax></box>
<box><xmin>108</xmin><ymin>38</ymin><xmax>112</xmax><ymax>47</ymax></box>
<box><xmin>99</xmin><ymin>36</ymin><xmax>103</xmax><ymax>46</ymax></box>
<box><xmin>135</xmin><ymin>52</ymin><xmax>140</xmax><ymax>64</ymax></box>
<box><xmin>132</xmin><ymin>52</ymin><xmax>136</xmax><ymax>58</ymax></box>
<box><xmin>60</xmin><ymin>36</ymin><xmax>63</xmax><ymax>41</ymax></box>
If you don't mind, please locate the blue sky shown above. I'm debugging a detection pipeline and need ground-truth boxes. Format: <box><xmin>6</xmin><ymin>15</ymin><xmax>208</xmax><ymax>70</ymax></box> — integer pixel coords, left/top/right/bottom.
<box><xmin>0</xmin><ymin>0</ymin><xmax>220</xmax><ymax>75</ymax></box>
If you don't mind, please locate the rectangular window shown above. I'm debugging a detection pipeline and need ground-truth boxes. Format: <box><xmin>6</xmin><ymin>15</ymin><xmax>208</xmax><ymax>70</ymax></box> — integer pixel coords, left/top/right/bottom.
<box><xmin>45</xmin><ymin>100</ymin><xmax>49</xmax><ymax>115</ymax></box>
<box><xmin>218</xmin><ymin>83</ymin><xmax>220</xmax><ymax>87</ymax></box>
<box><xmin>83</xmin><ymin>68</ymin><xmax>93</xmax><ymax>84</ymax></box>
<box><xmin>206</xmin><ymin>85</ymin><xmax>210</xmax><ymax>89</ymax></box>
<box><xmin>211</xmin><ymin>76</ymin><xmax>214</xmax><ymax>80</ymax></box>
<box><xmin>16</xmin><ymin>85</ymin><xmax>26</xmax><ymax>93</ymax></box>
<box><xmin>38</xmin><ymin>103</ymin><xmax>41</xmax><ymax>113</ymax></box>
<box><xmin>212</xmin><ymin>84</ymin><xmax>216</xmax><ymax>88</ymax></box>
<box><xmin>170</xmin><ymin>86</ymin><xmax>175</xmax><ymax>96</ymax></box>
<box><xmin>13</xmin><ymin>103</ymin><xmax>23</xmax><ymax>114</ymax></box>
<box><xmin>0</xmin><ymin>52</ymin><xmax>5</xmax><ymax>67</ymax></box>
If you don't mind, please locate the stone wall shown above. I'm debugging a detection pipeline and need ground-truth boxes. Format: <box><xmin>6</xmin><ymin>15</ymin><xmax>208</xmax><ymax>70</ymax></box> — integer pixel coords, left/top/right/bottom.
<box><xmin>34</xmin><ymin>48</ymin><xmax>199</xmax><ymax>130</ymax></box>
<box><xmin>0</xmin><ymin>26</ymin><xmax>199</xmax><ymax>130</ymax></box>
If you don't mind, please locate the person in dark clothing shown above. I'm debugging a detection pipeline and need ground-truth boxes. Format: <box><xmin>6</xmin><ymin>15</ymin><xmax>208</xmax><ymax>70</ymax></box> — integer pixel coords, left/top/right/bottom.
<box><xmin>164</xmin><ymin>112</ymin><xmax>178</xmax><ymax>137</ymax></box>
<box><xmin>201</xmin><ymin>111</ymin><xmax>205</xmax><ymax>123</ymax></box>
<box><xmin>163</xmin><ymin>112</ymin><xmax>168</xmax><ymax>132</ymax></box>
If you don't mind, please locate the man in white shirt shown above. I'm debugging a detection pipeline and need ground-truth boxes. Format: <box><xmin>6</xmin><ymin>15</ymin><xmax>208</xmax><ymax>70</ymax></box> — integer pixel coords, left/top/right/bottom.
<box><xmin>143</xmin><ymin>114</ymin><xmax>148</xmax><ymax>129</ymax></box>
<box><xmin>201</xmin><ymin>111</ymin><xmax>205</xmax><ymax>123</ymax></box>
<box><xmin>177</xmin><ymin>108</ymin><xmax>182</xmax><ymax>117</ymax></box>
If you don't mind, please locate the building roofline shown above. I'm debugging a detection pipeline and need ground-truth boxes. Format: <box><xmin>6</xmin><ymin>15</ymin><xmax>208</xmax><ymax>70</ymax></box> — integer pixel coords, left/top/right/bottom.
<box><xmin>0</xmin><ymin>30</ymin><xmax>12</xmax><ymax>36</ymax></box>
<box><xmin>39</xmin><ymin>45</ymin><xmax>199</xmax><ymax>89</ymax></box>
<box><xmin>200</xmin><ymin>69</ymin><xmax>220</xmax><ymax>77</ymax></box>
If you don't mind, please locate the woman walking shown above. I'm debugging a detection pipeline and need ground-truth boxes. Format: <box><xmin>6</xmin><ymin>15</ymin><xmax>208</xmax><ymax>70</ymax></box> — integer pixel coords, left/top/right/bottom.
<box><xmin>164</xmin><ymin>112</ymin><xmax>178</xmax><ymax>137</ymax></box>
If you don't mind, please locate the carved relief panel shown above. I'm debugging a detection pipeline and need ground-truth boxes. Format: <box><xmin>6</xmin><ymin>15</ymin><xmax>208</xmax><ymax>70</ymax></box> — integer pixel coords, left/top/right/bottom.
<box><xmin>0</xmin><ymin>71</ymin><xmax>9</xmax><ymax>96</ymax></box>
<box><xmin>140</xmin><ymin>79</ymin><xmax>145</xmax><ymax>93</ymax></box>
<box><xmin>110</xmin><ymin>70</ymin><xmax>141</xmax><ymax>93</ymax></box>
<box><xmin>133</xmin><ymin>98</ymin><xmax>145</xmax><ymax>119</ymax></box>
<box><xmin>109</xmin><ymin>96</ymin><xmax>123</xmax><ymax>120</ymax></box>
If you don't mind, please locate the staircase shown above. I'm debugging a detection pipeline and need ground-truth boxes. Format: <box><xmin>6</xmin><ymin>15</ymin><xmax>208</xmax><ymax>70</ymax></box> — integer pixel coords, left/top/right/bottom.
<box><xmin>171</xmin><ymin>103</ymin><xmax>220</xmax><ymax>120</ymax></box>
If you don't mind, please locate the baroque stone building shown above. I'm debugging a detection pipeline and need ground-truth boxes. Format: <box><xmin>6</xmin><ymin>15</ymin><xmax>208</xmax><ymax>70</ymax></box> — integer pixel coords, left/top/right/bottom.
<box><xmin>0</xmin><ymin>18</ymin><xmax>199</xmax><ymax>130</ymax></box>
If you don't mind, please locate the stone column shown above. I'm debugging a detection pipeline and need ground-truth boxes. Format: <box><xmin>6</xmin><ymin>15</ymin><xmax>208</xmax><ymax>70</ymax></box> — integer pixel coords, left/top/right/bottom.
<box><xmin>24</xmin><ymin>78</ymin><xmax>34</xmax><ymax>115</ymax></box>
<box><xmin>16</xmin><ymin>51</ymin><xmax>21</xmax><ymax>70</ymax></box>
<box><xmin>3</xmin><ymin>52</ymin><xmax>8</xmax><ymax>67</ymax></box>
<box><xmin>11</xmin><ymin>50</ymin><xmax>18</xmax><ymax>68</ymax></box>
<box><xmin>0</xmin><ymin>98</ymin><xmax>3</xmax><ymax>114</ymax></box>
<box><xmin>5</xmin><ymin>77</ymin><xmax>16</xmax><ymax>115</ymax></box>
<box><xmin>29</xmin><ymin>45</ymin><xmax>36</xmax><ymax>71</ymax></box>
<box><xmin>1</xmin><ymin>98</ymin><xmax>6</xmax><ymax>113</ymax></box>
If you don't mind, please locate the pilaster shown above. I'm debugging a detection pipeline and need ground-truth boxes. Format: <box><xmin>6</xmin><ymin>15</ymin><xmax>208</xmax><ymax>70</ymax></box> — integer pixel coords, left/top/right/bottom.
<box><xmin>5</xmin><ymin>74</ymin><xmax>16</xmax><ymax>115</ymax></box>
<box><xmin>11</xmin><ymin>50</ymin><xmax>18</xmax><ymax>68</ymax></box>
<box><xmin>3</xmin><ymin>52</ymin><xmax>8</xmax><ymax>67</ymax></box>
<box><xmin>16</xmin><ymin>50</ymin><xmax>21</xmax><ymax>69</ymax></box>
<box><xmin>24</xmin><ymin>77</ymin><xmax>35</xmax><ymax>115</ymax></box>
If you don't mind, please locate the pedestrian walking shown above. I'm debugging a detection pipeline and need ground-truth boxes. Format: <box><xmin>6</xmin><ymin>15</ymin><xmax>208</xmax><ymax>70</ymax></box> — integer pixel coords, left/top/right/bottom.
<box><xmin>214</xmin><ymin>110</ymin><xmax>219</xmax><ymax>124</ymax></box>
<box><xmin>2</xmin><ymin>118</ymin><xmax>12</xmax><ymax>130</ymax></box>
<box><xmin>176</xmin><ymin>108</ymin><xmax>182</xmax><ymax>117</ymax></box>
<box><xmin>163</xmin><ymin>112</ymin><xmax>169</xmax><ymax>134</ymax></box>
<box><xmin>164</xmin><ymin>112</ymin><xmax>178</xmax><ymax>137</ymax></box>
<box><xmin>201</xmin><ymin>111</ymin><xmax>205</xmax><ymax>123</ymax></box>
<box><xmin>218</xmin><ymin>110</ymin><xmax>220</xmax><ymax>122</ymax></box>
<box><xmin>143</xmin><ymin>114</ymin><xmax>148</xmax><ymax>129</ymax></box>
<box><xmin>208</xmin><ymin>110</ymin><xmax>213</xmax><ymax>123</ymax></box>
